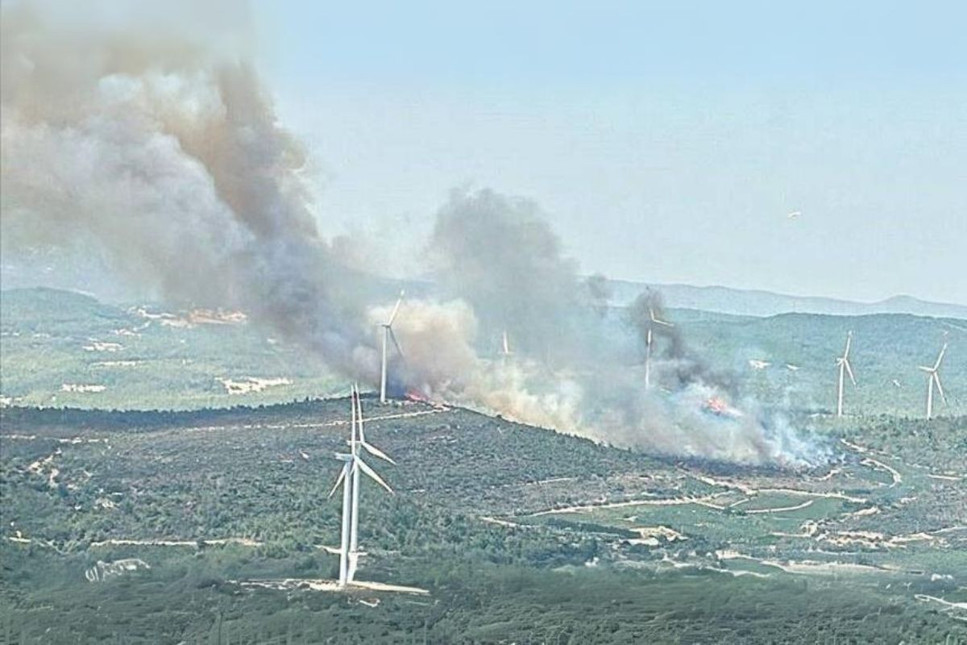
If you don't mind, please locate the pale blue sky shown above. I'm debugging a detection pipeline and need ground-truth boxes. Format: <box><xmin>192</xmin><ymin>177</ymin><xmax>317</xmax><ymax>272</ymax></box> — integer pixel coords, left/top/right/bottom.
<box><xmin>253</xmin><ymin>1</ymin><xmax>966</xmax><ymax>304</ymax></box>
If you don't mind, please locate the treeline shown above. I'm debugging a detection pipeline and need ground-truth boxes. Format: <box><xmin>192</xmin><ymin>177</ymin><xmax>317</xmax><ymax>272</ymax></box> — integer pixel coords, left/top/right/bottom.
<box><xmin>0</xmin><ymin>399</ymin><xmax>357</xmax><ymax>433</ymax></box>
<box><xmin>3</xmin><ymin>550</ymin><xmax>965</xmax><ymax>644</ymax></box>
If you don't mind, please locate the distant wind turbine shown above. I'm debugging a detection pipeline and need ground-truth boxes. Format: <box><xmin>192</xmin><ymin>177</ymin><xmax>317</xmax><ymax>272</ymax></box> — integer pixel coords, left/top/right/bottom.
<box><xmin>500</xmin><ymin>330</ymin><xmax>512</xmax><ymax>357</ymax></box>
<box><xmin>379</xmin><ymin>291</ymin><xmax>405</xmax><ymax>404</ymax></box>
<box><xmin>329</xmin><ymin>385</ymin><xmax>395</xmax><ymax>586</ymax></box>
<box><xmin>919</xmin><ymin>343</ymin><xmax>948</xmax><ymax>420</ymax></box>
<box><xmin>645</xmin><ymin>307</ymin><xmax>673</xmax><ymax>390</ymax></box>
<box><xmin>835</xmin><ymin>331</ymin><xmax>856</xmax><ymax>417</ymax></box>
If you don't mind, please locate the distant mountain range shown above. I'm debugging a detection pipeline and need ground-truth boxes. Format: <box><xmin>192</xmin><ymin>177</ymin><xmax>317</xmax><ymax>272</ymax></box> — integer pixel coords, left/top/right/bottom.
<box><xmin>607</xmin><ymin>281</ymin><xmax>967</xmax><ymax>319</ymax></box>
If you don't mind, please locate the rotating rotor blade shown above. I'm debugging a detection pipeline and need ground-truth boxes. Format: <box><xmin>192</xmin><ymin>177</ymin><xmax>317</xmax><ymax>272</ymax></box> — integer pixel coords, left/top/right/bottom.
<box><xmin>934</xmin><ymin>343</ymin><xmax>948</xmax><ymax>370</ymax></box>
<box><xmin>843</xmin><ymin>332</ymin><xmax>852</xmax><ymax>358</ymax></box>
<box><xmin>388</xmin><ymin>327</ymin><xmax>404</xmax><ymax>359</ymax></box>
<box><xmin>328</xmin><ymin>463</ymin><xmax>349</xmax><ymax>498</ymax></box>
<box><xmin>917</xmin><ymin>366</ymin><xmax>934</xmax><ymax>373</ymax></box>
<box><xmin>386</xmin><ymin>290</ymin><xmax>405</xmax><ymax>326</ymax></box>
<box><xmin>843</xmin><ymin>359</ymin><xmax>856</xmax><ymax>386</ymax></box>
<box><xmin>934</xmin><ymin>373</ymin><xmax>948</xmax><ymax>406</ymax></box>
<box><xmin>360</xmin><ymin>440</ymin><xmax>396</xmax><ymax>465</ymax></box>
<box><xmin>356</xmin><ymin>457</ymin><xmax>394</xmax><ymax>494</ymax></box>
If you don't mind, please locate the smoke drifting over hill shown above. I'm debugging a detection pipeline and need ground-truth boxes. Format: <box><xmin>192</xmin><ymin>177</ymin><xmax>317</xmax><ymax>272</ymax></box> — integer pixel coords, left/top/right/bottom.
<box><xmin>0</xmin><ymin>0</ymin><xmax>827</xmax><ymax>466</ymax></box>
<box><xmin>393</xmin><ymin>194</ymin><xmax>825</xmax><ymax>466</ymax></box>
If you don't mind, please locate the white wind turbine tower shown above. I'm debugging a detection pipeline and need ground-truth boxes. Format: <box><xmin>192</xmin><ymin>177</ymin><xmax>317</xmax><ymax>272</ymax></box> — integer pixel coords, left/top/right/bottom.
<box><xmin>919</xmin><ymin>343</ymin><xmax>948</xmax><ymax>419</ymax></box>
<box><xmin>835</xmin><ymin>331</ymin><xmax>856</xmax><ymax>417</ymax></box>
<box><xmin>644</xmin><ymin>307</ymin><xmax>673</xmax><ymax>390</ymax></box>
<box><xmin>329</xmin><ymin>385</ymin><xmax>395</xmax><ymax>586</ymax></box>
<box><xmin>379</xmin><ymin>291</ymin><xmax>405</xmax><ymax>404</ymax></box>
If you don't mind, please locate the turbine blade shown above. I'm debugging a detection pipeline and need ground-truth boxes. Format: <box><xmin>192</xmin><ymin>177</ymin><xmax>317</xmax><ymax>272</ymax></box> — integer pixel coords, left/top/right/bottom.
<box><xmin>844</xmin><ymin>360</ymin><xmax>856</xmax><ymax>386</ymax></box>
<box><xmin>347</xmin><ymin>550</ymin><xmax>358</xmax><ymax>582</ymax></box>
<box><xmin>386</xmin><ymin>291</ymin><xmax>405</xmax><ymax>326</ymax></box>
<box><xmin>917</xmin><ymin>366</ymin><xmax>934</xmax><ymax>373</ymax></box>
<box><xmin>934</xmin><ymin>374</ymin><xmax>948</xmax><ymax>405</ymax></box>
<box><xmin>389</xmin><ymin>327</ymin><xmax>404</xmax><ymax>359</ymax></box>
<box><xmin>350</xmin><ymin>385</ymin><xmax>357</xmax><ymax>446</ymax></box>
<box><xmin>934</xmin><ymin>343</ymin><xmax>948</xmax><ymax>370</ymax></box>
<box><xmin>328</xmin><ymin>463</ymin><xmax>348</xmax><ymax>499</ymax></box>
<box><xmin>355</xmin><ymin>387</ymin><xmax>366</xmax><ymax>444</ymax></box>
<box><xmin>844</xmin><ymin>332</ymin><xmax>852</xmax><ymax>358</ymax></box>
<box><xmin>649</xmin><ymin>307</ymin><xmax>673</xmax><ymax>327</ymax></box>
<box><xmin>356</xmin><ymin>457</ymin><xmax>394</xmax><ymax>494</ymax></box>
<box><xmin>361</xmin><ymin>440</ymin><xmax>396</xmax><ymax>464</ymax></box>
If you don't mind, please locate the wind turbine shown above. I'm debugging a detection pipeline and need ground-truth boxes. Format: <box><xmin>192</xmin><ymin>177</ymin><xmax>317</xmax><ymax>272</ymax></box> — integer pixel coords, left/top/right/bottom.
<box><xmin>645</xmin><ymin>307</ymin><xmax>673</xmax><ymax>390</ymax></box>
<box><xmin>329</xmin><ymin>385</ymin><xmax>395</xmax><ymax>586</ymax></box>
<box><xmin>379</xmin><ymin>291</ymin><xmax>405</xmax><ymax>404</ymax></box>
<box><xmin>835</xmin><ymin>331</ymin><xmax>856</xmax><ymax>417</ymax></box>
<box><xmin>919</xmin><ymin>343</ymin><xmax>948</xmax><ymax>419</ymax></box>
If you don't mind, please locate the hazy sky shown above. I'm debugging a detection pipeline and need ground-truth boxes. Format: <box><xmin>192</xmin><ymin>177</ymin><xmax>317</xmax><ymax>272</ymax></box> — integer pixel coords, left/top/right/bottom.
<box><xmin>254</xmin><ymin>1</ymin><xmax>966</xmax><ymax>304</ymax></box>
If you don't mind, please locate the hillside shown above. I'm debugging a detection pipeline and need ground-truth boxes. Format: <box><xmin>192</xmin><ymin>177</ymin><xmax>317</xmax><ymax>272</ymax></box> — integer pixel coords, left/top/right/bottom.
<box><xmin>608</xmin><ymin>280</ymin><xmax>967</xmax><ymax>319</ymax></box>
<box><xmin>670</xmin><ymin>309</ymin><xmax>967</xmax><ymax>416</ymax></box>
<box><xmin>1</xmin><ymin>399</ymin><xmax>964</xmax><ymax>642</ymax></box>
<box><xmin>4</xmin><ymin>287</ymin><xmax>963</xmax><ymax>417</ymax></box>
<box><xmin>0</xmin><ymin>288</ymin><xmax>344</xmax><ymax>410</ymax></box>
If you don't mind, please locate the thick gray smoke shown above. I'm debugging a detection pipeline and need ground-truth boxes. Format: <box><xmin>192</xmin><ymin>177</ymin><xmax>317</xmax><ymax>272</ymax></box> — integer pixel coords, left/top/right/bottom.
<box><xmin>627</xmin><ymin>290</ymin><xmax>736</xmax><ymax>394</ymax></box>
<box><xmin>397</xmin><ymin>190</ymin><xmax>827</xmax><ymax>467</ymax></box>
<box><xmin>429</xmin><ymin>189</ymin><xmax>580</xmax><ymax>361</ymax></box>
<box><xmin>1</xmin><ymin>0</ymin><xmax>370</xmax><ymax>375</ymax></box>
<box><xmin>583</xmin><ymin>273</ymin><xmax>613</xmax><ymax>318</ymax></box>
<box><xmin>0</xmin><ymin>1</ymin><xmax>827</xmax><ymax>467</ymax></box>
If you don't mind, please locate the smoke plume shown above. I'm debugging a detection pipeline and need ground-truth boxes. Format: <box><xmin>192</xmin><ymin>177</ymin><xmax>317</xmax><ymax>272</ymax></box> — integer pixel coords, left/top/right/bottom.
<box><xmin>1</xmin><ymin>0</ymin><xmax>368</xmax><ymax>374</ymax></box>
<box><xmin>429</xmin><ymin>189</ymin><xmax>581</xmax><ymax>361</ymax></box>
<box><xmin>0</xmin><ymin>1</ymin><xmax>827</xmax><ymax>467</ymax></box>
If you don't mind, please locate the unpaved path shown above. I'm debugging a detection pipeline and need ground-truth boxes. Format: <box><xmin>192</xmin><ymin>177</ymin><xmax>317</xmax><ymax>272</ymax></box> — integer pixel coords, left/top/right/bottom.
<box><xmin>745</xmin><ymin>500</ymin><xmax>814</xmax><ymax>515</ymax></box>
<box><xmin>686</xmin><ymin>473</ymin><xmax>867</xmax><ymax>504</ymax></box>
<box><xmin>861</xmin><ymin>457</ymin><xmax>902</xmax><ymax>487</ymax></box>
<box><xmin>529</xmin><ymin>494</ymin><xmax>727</xmax><ymax>517</ymax></box>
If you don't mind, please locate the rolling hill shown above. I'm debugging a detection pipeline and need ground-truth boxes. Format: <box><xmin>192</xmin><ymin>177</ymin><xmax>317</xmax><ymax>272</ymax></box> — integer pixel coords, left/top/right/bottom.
<box><xmin>608</xmin><ymin>280</ymin><xmax>967</xmax><ymax>319</ymax></box>
<box><xmin>2</xmin><ymin>287</ymin><xmax>963</xmax><ymax>417</ymax></box>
